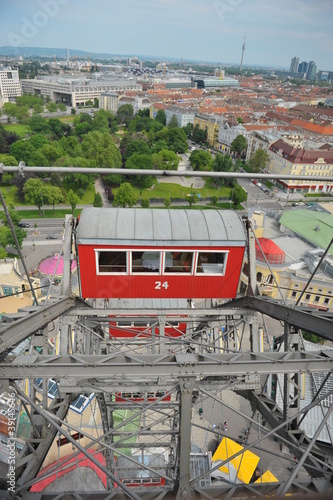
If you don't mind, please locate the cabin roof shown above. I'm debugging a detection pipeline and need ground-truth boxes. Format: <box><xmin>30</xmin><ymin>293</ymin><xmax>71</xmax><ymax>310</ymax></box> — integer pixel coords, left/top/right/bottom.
<box><xmin>77</xmin><ymin>208</ymin><xmax>246</xmax><ymax>247</ymax></box>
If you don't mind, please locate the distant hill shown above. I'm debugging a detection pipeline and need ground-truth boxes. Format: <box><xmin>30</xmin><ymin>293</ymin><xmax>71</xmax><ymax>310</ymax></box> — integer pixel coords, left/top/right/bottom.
<box><xmin>0</xmin><ymin>46</ymin><xmax>175</xmax><ymax>62</ymax></box>
<box><xmin>0</xmin><ymin>46</ymin><xmax>121</xmax><ymax>59</ymax></box>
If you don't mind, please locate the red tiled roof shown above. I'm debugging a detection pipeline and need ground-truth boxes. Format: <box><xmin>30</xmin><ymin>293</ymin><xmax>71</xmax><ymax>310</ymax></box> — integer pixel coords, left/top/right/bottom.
<box><xmin>269</xmin><ymin>139</ymin><xmax>333</xmax><ymax>164</ymax></box>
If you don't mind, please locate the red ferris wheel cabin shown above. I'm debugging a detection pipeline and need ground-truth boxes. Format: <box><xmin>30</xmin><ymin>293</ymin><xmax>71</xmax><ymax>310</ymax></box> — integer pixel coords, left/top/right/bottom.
<box><xmin>76</xmin><ymin>208</ymin><xmax>246</xmax><ymax>300</ymax></box>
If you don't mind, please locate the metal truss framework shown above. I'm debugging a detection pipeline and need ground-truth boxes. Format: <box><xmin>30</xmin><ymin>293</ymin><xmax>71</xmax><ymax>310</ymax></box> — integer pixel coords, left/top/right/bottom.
<box><xmin>0</xmin><ymin>299</ymin><xmax>333</xmax><ymax>499</ymax></box>
<box><xmin>0</xmin><ymin>208</ymin><xmax>332</xmax><ymax>499</ymax></box>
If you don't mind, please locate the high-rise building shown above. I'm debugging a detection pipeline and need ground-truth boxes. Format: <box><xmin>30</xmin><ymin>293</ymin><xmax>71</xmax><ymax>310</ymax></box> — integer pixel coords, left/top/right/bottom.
<box><xmin>0</xmin><ymin>66</ymin><xmax>21</xmax><ymax>104</ymax></box>
<box><xmin>290</xmin><ymin>56</ymin><xmax>299</xmax><ymax>73</ymax></box>
<box><xmin>298</xmin><ymin>61</ymin><xmax>308</xmax><ymax>75</ymax></box>
<box><xmin>306</xmin><ymin>61</ymin><xmax>317</xmax><ymax>81</ymax></box>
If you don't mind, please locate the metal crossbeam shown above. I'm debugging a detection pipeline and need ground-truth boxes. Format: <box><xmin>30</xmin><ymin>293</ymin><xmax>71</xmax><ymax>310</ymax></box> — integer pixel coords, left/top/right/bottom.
<box><xmin>2</xmin><ymin>351</ymin><xmax>332</xmax><ymax>380</ymax></box>
<box><xmin>225</xmin><ymin>296</ymin><xmax>333</xmax><ymax>341</ymax></box>
<box><xmin>0</xmin><ymin>296</ymin><xmax>88</xmax><ymax>358</ymax></box>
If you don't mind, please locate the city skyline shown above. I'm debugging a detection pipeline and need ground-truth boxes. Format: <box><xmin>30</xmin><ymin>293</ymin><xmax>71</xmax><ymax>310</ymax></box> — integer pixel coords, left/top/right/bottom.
<box><xmin>0</xmin><ymin>0</ymin><xmax>332</xmax><ymax>70</ymax></box>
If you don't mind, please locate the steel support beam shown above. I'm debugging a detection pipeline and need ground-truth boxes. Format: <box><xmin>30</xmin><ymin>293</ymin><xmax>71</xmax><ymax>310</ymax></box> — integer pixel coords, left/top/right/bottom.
<box><xmin>225</xmin><ymin>296</ymin><xmax>333</xmax><ymax>341</ymax></box>
<box><xmin>175</xmin><ymin>377</ymin><xmax>196</xmax><ymax>499</ymax></box>
<box><xmin>0</xmin><ymin>296</ymin><xmax>88</xmax><ymax>359</ymax></box>
<box><xmin>2</xmin><ymin>351</ymin><xmax>332</xmax><ymax>380</ymax></box>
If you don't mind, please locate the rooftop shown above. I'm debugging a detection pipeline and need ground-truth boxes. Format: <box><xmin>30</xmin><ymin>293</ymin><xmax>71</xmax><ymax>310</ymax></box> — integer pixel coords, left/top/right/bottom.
<box><xmin>279</xmin><ymin>209</ymin><xmax>333</xmax><ymax>256</ymax></box>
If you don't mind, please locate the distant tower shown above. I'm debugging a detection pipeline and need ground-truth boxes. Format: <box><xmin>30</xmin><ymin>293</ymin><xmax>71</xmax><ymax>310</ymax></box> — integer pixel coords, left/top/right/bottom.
<box><xmin>240</xmin><ymin>35</ymin><xmax>246</xmax><ymax>71</ymax></box>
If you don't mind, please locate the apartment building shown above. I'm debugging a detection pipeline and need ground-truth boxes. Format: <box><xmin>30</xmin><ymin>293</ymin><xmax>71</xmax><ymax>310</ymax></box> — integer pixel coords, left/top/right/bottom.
<box><xmin>193</xmin><ymin>114</ymin><xmax>224</xmax><ymax>148</ymax></box>
<box><xmin>99</xmin><ymin>92</ymin><xmax>119</xmax><ymax>113</ymax></box>
<box><xmin>165</xmin><ymin>105</ymin><xmax>195</xmax><ymax>127</ymax></box>
<box><xmin>0</xmin><ymin>66</ymin><xmax>21</xmax><ymax>104</ymax></box>
<box><xmin>267</xmin><ymin>139</ymin><xmax>333</xmax><ymax>192</ymax></box>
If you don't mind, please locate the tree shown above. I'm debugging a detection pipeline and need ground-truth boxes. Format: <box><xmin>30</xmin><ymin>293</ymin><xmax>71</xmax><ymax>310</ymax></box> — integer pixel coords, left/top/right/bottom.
<box><xmin>231</xmin><ymin>135</ymin><xmax>247</xmax><ymax>157</ymax></box>
<box><xmin>164</xmin><ymin>198</ymin><xmax>171</xmax><ymax>208</ymax></box>
<box><xmin>124</xmin><ymin>140</ymin><xmax>151</xmax><ymax>160</ymax></box>
<box><xmin>213</xmin><ymin>154</ymin><xmax>233</xmax><ymax>187</ymax></box>
<box><xmin>155</xmin><ymin>109</ymin><xmax>166</xmax><ymax>126</ymax></box>
<box><xmin>232</xmin><ymin>184</ymin><xmax>247</xmax><ymax>206</ymax></box>
<box><xmin>80</xmin><ymin>131</ymin><xmax>122</xmax><ymax>168</ymax></box>
<box><xmin>140</xmin><ymin>198</ymin><xmax>150</xmax><ymax>208</ymax></box>
<box><xmin>93</xmin><ymin>192</ymin><xmax>103</xmax><ymax>207</ymax></box>
<box><xmin>152</xmin><ymin>149</ymin><xmax>180</xmax><ymax>170</ymax></box>
<box><xmin>71</xmin><ymin>108</ymin><xmax>76</xmax><ymax>115</ymax></box>
<box><xmin>168</xmin><ymin>114</ymin><xmax>179</xmax><ymax>128</ymax></box>
<box><xmin>183</xmin><ymin>122</ymin><xmax>193</xmax><ymax>139</ymax></box>
<box><xmin>33</xmin><ymin>103</ymin><xmax>44</xmax><ymax>114</ymax></box>
<box><xmin>46</xmin><ymin>102</ymin><xmax>58</xmax><ymax>113</ymax></box>
<box><xmin>186</xmin><ymin>192</ymin><xmax>199</xmax><ymax>209</ymax></box>
<box><xmin>117</xmin><ymin>104</ymin><xmax>134</xmax><ymax>126</ymax></box>
<box><xmin>189</xmin><ymin>149</ymin><xmax>213</xmax><ymax>171</ymax></box>
<box><xmin>29</xmin><ymin>115</ymin><xmax>50</xmax><ymax>134</ymax></box>
<box><xmin>248</xmin><ymin>148</ymin><xmax>269</xmax><ymax>172</ymax></box>
<box><xmin>44</xmin><ymin>185</ymin><xmax>64</xmax><ymax>213</ymax></box>
<box><xmin>58</xmin><ymin>103</ymin><xmax>67</xmax><ymax>112</ymax></box>
<box><xmin>48</xmin><ymin>118</ymin><xmax>70</xmax><ymax>138</ymax></box>
<box><xmin>113</xmin><ymin>182</ymin><xmax>137</xmax><ymax>207</ymax></box>
<box><xmin>23</xmin><ymin>178</ymin><xmax>47</xmax><ymax>215</ymax></box>
<box><xmin>2</xmin><ymin>103</ymin><xmax>18</xmax><ymax>121</ymax></box>
<box><xmin>125</xmin><ymin>153</ymin><xmax>154</xmax><ymax>188</ymax></box>
<box><xmin>10</xmin><ymin>140</ymin><xmax>35</xmax><ymax>164</ymax></box>
<box><xmin>192</xmin><ymin>124</ymin><xmax>207</xmax><ymax>144</ymax></box>
<box><xmin>67</xmin><ymin>189</ymin><xmax>79</xmax><ymax>214</ymax></box>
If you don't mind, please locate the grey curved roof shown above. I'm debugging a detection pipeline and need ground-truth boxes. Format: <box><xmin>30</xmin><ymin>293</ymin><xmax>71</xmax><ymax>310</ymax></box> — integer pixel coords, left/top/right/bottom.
<box><xmin>77</xmin><ymin>208</ymin><xmax>246</xmax><ymax>247</ymax></box>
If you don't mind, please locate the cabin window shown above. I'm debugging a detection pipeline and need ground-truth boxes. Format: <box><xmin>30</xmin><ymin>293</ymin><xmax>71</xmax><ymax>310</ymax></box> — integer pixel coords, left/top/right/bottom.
<box><xmin>98</xmin><ymin>251</ymin><xmax>127</xmax><ymax>273</ymax></box>
<box><xmin>132</xmin><ymin>251</ymin><xmax>161</xmax><ymax>273</ymax></box>
<box><xmin>164</xmin><ymin>251</ymin><xmax>193</xmax><ymax>274</ymax></box>
<box><xmin>196</xmin><ymin>252</ymin><xmax>227</xmax><ymax>275</ymax></box>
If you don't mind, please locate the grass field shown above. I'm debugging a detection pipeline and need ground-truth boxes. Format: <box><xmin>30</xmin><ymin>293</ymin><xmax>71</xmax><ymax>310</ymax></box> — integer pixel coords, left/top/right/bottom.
<box><xmin>57</xmin><ymin>115</ymin><xmax>75</xmax><ymax>124</ymax></box>
<box><xmin>113</xmin><ymin>178</ymin><xmax>231</xmax><ymax>200</ymax></box>
<box><xmin>3</xmin><ymin>123</ymin><xmax>30</xmax><ymax>137</ymax></box>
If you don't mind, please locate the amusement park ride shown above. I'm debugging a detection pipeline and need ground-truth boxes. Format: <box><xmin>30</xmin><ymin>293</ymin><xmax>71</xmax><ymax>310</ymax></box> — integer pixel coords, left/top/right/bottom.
<box><xmin>0</xmin><ymin>165</ymin><xmax>333</xmax><ymax>499</ymax></box>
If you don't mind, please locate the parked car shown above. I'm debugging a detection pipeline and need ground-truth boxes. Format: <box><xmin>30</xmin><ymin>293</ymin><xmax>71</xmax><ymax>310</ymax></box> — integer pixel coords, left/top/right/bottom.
<box><xmin>46</xmin><ymin>234</ymin><xmax>57</xmax><ymax>240</ymax></box>
<box><xmin>18</xmin><ymin>222</ymin><xmax>29</xmax><ymax>228</ymax></box>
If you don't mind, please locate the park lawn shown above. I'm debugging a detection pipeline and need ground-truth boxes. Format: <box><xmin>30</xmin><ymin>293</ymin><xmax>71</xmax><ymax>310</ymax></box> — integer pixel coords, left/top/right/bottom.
<box><xmin>57</xmin><ymin>115</ymin><xmax>75</xmax><ymax>124</ymax></box>
<box><xmin>113</xmin><ymin>178</ymin><xmax>231</xmax><ymax>200</ymax></box>
<box><xmin>0</xmin><ymin>185</ymin><xmax>21</xmax><ymax>206</ymax></box>
<box><xmin>3</xmin><ymin>123</ymin><xmax>30</xmax><ymax>137</ymax></box>
<box><xmin>14</xmin><ymin>208</ymin><xmax>82</xmax><ymax>219</ymax></box>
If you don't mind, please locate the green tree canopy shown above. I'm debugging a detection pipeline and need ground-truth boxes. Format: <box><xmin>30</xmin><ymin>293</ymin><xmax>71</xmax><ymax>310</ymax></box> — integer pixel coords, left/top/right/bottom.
<box><xmin>186</xmin><ymin>192</ymin><xmax>199</xmax><ymax>209</ymax></box>
<box><xmin>23</xmin><ymin>178</ymin><xmax>47</xmax><ymax>214</ymax></box>
<box><xmin>113</xmin><ymin>182</ymin><xmax>137</xmax><ymax>207</ymax></box>
<box><xmin>168</xmin><ymin>114</ymin><xmax>179</xmax><ymax>128</ymax></box>
<box><xmin>124</xmin><ymin>140</ymin><xmax>151</xmax><ymax>160</ymax></box>
<box><xmin>93</xmin><ymin>192</ymin><xmax>103</xmax><ymax>207</ymax></box>
<box><xmin>155</xmin><ymin>109</ymin><xmax>166</xmax><ymax>125</ymax></box>
<box><xmin>213</xmin><ymin>154</ymin><xmax>233</xmax><ymax>187</ymax></box>
<box><xmin>152</xmin><ymin>149</ymin><xmax>180</xmax><ymax>170</ymax></box>
<box><xmin>125</xmin><ymin>153</ymin><xmax>154</xmax><ymax>188</ymax></box>
<box><xmin>67</xmin><ymin>189</ymin><xmax>79</xmax><ymax>214</ymax></box>
<box><xmin>81</xmin><ymin>131</ymin><xmax>122</xmax><ymax>168</ymax></box>
<box><xmin>29</xmin><ymin>115</ymin><xmax>50</xmax><ymax>134</ymax></box>
<box><xmin>248</xmin><ymin>148</ymin><xmax>269</xmax><ymax>172</ymax></box>
<box><xmin>189</xmin><ymin>149</ymin><xmax>213</xmax><ymax>171</ymax></box>
<box><xmin>117</xmin><ymin>104</ymin><xmax>134</xmax><ymax>126</ymax></box>
<box><xmin>232</xmin><ymin>184</ymin><xmax>247</xmax><ymax>206</ymax></box>
<box><xmin>192</xmin><ymin>124</ymin><xmax>207</xmax><ymax>144</ymax></box>
<box><xmin>231</xmin><ymin>134</ymin><xmax>247</xmax><ymax>156</ymax></box>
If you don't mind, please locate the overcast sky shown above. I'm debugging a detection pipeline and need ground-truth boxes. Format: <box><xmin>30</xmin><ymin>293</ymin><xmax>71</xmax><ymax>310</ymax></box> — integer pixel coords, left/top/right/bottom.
<box><xmin>0</xmin><ymin>0</ymin><xmax>332</xmax><ymax>70</ymax></box>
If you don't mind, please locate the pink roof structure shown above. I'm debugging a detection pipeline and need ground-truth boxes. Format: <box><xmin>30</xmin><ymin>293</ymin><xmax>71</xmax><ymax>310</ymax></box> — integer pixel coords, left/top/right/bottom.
<box><xmin>38</xmin><ymin>254</ymin><xmax>77</xmax><ymax>276</ymax></box>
